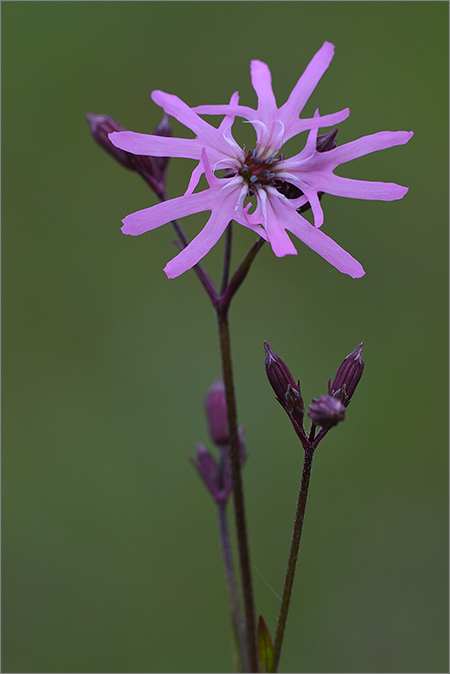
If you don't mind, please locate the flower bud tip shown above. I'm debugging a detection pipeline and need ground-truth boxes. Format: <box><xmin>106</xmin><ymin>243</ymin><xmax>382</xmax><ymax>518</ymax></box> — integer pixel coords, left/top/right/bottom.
<box><xmin>329</xmin><ymin>342</ymin><xmax>365</xmax><ymax>406</ymax></box>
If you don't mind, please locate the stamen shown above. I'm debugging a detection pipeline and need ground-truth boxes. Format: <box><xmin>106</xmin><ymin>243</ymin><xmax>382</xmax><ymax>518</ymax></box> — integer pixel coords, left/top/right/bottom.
<box><xmin>238</xmin><ymin>147</ymin><xmax>281</xmax><ymax>191</ymax></box>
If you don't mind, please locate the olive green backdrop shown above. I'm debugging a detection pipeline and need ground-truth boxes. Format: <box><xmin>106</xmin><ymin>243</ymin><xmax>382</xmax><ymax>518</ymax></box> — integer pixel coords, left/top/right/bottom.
<box><xmin>2</xmin><ymin>2</ymin><xmax>448</xmax><ymax>673</ymax></box>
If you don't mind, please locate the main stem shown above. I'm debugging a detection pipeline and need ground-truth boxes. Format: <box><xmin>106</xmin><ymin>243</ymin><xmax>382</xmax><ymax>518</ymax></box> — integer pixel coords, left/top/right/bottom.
<box><xmin>273</xmin><ymin>446</ymin><xmax>315</xmax><ymax>671</ymax></box>
<box><xmin>217</xmin><ymin>307</ymin><xmax>257</xmax><ymax>673</ymax></box>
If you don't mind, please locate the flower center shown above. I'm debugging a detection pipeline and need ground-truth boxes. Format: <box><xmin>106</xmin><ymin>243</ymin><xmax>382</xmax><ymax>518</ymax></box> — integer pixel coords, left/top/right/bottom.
<box><xmin>237</xmin><ymin>149</ymin><xmax>281</xmax><ymax>195</ymax></box>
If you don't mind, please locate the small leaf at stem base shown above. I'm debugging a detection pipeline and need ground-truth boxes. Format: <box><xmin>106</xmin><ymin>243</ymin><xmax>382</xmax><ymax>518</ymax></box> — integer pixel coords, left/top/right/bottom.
<box><xmin>258</xmin><ymin>615</ymin><xmax>275</xmax><ymax>673</ymax></box>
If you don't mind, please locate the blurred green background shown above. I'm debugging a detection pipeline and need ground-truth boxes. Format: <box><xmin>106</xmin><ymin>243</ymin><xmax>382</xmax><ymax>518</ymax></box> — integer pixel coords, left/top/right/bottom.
<box><xmin>2</xmin><ymin>2</ymin><xmax>448</xmax><ymax>672</ymax></box>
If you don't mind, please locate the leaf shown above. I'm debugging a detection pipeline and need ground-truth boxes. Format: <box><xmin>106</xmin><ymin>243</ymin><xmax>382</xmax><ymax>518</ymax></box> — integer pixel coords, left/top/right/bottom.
<box><xmin>257</xmin><ymin>615</ymin><xmax>275</xmax><ymax>673</ymax></box>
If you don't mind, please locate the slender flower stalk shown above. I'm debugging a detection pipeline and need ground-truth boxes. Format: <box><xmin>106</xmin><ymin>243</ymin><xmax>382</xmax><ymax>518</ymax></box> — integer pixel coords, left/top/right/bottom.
<box><xmin>273</xmin><ymin>445</ymin><xmax>315</xmax><ymax>671</ymax></box>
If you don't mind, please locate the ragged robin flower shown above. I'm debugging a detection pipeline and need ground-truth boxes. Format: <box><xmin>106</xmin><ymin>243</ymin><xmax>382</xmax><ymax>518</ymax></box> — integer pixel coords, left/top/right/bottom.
<box><xmin>109</xmin><ymin>42</ymin><xmax>413</xmax><ymax>279</ymax></box>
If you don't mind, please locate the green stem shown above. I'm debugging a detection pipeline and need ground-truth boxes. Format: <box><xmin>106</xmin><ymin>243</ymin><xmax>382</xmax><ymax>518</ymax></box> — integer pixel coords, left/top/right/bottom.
<box><xmin>273</xmin><ymin>446</ymin><xmax>315</xmax><ymax>671</ymax></box>
<box><xmin>217</xmin><ymin>307</ymin><xmax>257</xmax><ymax>673</ymax></box>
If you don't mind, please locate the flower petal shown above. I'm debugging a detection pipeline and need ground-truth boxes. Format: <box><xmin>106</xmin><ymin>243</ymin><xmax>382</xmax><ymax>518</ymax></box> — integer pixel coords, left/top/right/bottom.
<box><xmin>250</xmin><ymin>60</ymin><xmax>277</xmax><ymax>122</ymax></box>
<box><xmin>109</xmin><ymin>131</ymin><xmax>201</xmax><ymax>159</ymax></box>
<box><xmin>151</xmin><ymin>90</ymin><xmax>233</xmax><ymax>157</ymax></box>
<box><xmin>271</xmin><ymin>194</ymin><xmax>365</xmax><ymax>278</ymax></box>
<box><xmin>121</xmin><ymin>190</ymin><xmax>216</xmax><ymax>236</ymax></box>
<box><xmin>284</xmin><ymin>107</ymin><xmax>350</xmax><ymax>143</ymax></box>
<box><xmin>193</xmin><ymin>103</ymin><xmax>256</xmax><ymax>120</ymax></box>
<box><xmin>164</xmin><ymin>186</ymin><xmax>244</xmax><ymax>278</ymax></box>
<box><xmin>310</xmin><ymin>173</ymin><xmax>409</xmax><ymax>201</ymax></box>
<box><xmin>164</xmin><ymin>211</ymin><xmax>230</xmax><ymax>278</ymax></box>
<box><xmin>280</xmin><ymin>42</ymin><xmax>335</xmax><ymax>123</ymax></box>
<box><xmin>255</xmin><ymin>189</ymin><xmax>298</xmax><ymax>257</ymax></box>
<box><xmin>312</xmin><ymin>130</ymin><xmax>414</xmax><ymax>170</ymax></box>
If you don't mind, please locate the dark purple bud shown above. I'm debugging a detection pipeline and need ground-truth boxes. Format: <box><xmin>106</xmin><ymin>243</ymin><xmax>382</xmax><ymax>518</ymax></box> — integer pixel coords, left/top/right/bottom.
<box><xmin>86</xmin><ymin>113</ymin><xmax>141</xmax><ymax>172</ymax></box>
<box><xmin>190</xmin><ymin>444</ymin><xmax>229</xmax><ymax>503</ymax></box>
<box><xmin>329</xmin><ymin>342</ymin><xmax>365</xmax><ymax>407</ymax></box>
<box><xmin>205</xmin><ymin>380</ymin><xmax>229</xmax><ymax>446</ymax></box>
<box><xmin>308</xmin><ymin>395</ymin><xmax>346</xmax><ymax>429</ymax></box>
<box><xmin>264</xmin><ymin>341</ymin><xmax>297</xmax><ymax>403</ymax></box>
<box><xmin>190</xmin><ymin>436</ymin><xmax>246</xmax><ymax>504</ymax></box>
<box><xmin>86</xmin><ymin>112</ymin><xmax>171</xmax><ymax>198</ymax></box>
<box><xmin>190</xmin><ymin>444</ymin><xmax>218</xmax><ymax>494</ymax></box>
<box><xmin>264</xmin><ymin>341</ymin><xmax>306</xmax><ymax>441</ymax></box>
<box><xmin>316</xmin><ymin>128</ymin><xmax>338</xmax><ymax>153</ymax></box>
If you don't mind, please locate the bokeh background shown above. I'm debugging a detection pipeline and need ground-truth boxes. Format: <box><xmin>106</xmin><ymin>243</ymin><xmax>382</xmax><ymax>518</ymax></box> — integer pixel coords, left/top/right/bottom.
<box><xmin>2</xmin><ymin>2</ymin><xmax>448</xmax><ymax>673</ymax></box>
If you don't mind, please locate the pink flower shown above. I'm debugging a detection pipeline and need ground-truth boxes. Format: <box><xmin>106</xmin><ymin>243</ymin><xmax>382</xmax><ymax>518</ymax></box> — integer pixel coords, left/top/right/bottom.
<box><xmin>109</xmin><ymin>42</ymin><xmax>413</xmax><ymax>280</ymax></box>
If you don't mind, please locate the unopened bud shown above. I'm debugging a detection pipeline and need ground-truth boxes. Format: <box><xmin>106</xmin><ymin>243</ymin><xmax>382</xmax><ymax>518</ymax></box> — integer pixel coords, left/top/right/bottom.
<box><xmin>86</xmin><ymin>113</ymin><xmax>141</xmax><ymax>171</ymax></box>
<box><xmin>264</xmin><ymin>341</ymin><xmax>305</xmax><ymax>439</ymax></box>
<box><xmin>190</xmin><ymin>444</ymin><xmax>228</xmax><ymax>503</ymax></box>
<box><xmin>190</xmin><ymin>433</ymin><xmax>246</xmax><ymax>504</ymax></box>
<box><xmin>329</xmin><ymin>342</ymin><xmax>365</xmax><ymax>407</ymax></box>
<box><xmin>205</xmin><ymin>380</ymin><xmax>229</xmax><ymax>445</ymax></box>
<box><xmin>308</xmin><ymin>395</ymin><xmax>346</xmax><ymax>429</ymax></box>
<box><xmin>316</xmin><ymin>128</ymin><xmax>338</xmax><ymax>153</ymax></box>
<box><xmin>264</xmin><ymin>341</ymin><xmax>297</xmax><ymax>403</ymax></box>
<box><xmin>86</xmin><ymin>112</ymin><xmax>171</xmax><ymax>198</ymax></box>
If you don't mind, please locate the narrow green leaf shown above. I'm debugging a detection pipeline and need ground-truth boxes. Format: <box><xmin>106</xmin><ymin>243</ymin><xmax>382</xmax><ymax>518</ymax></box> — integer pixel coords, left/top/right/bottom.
<box><xmin>257</xmin><ymin>614</ymin><xmax>275</xmax><ymax>673</ymax></box>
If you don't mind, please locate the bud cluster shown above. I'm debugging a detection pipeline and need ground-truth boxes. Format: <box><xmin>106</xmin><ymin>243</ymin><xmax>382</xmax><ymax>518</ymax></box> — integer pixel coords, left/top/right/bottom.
<box><xmin>264</xmin><ymin>341</ymin><xmax>364</xmax><ymax>447</ymax></box>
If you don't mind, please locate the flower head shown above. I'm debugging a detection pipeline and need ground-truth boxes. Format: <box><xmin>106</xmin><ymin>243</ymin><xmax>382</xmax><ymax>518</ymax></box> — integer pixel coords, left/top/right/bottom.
<box><xmin>109</xmin><ymin>42</ymin><xmax>413</xmax><ymax>279</ymax></box>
